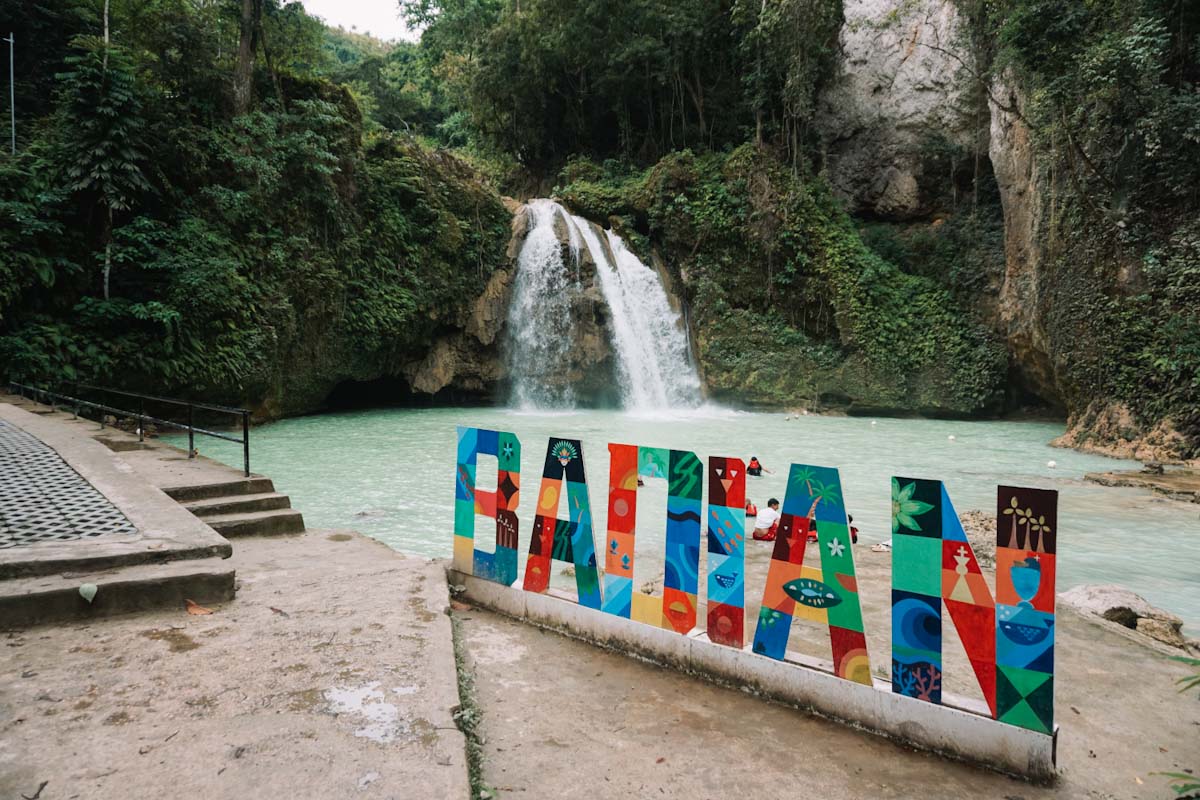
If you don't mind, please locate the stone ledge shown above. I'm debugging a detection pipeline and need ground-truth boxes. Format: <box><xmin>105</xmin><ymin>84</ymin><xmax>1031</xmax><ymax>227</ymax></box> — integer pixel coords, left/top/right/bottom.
<box><xmin>450</xmin><ymin>569</ymin><xmax>1057</xmax><ymax>782</ymax></box>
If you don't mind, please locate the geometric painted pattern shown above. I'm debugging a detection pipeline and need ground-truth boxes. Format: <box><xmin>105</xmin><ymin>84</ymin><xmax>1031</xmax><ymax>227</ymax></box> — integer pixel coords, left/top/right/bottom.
<box><xmin>889</xmin><ymin>477</ymin><xmax>951</xmax><ymax>706</ymax></box>
<box><xmin>600</xmin><ymin>443</ymin><xmax>705</xmax><ymax>634</ymax></box>
<box><xmin>752</xmin><ymin>464</ymin><xmax>873</xmax><ymax>685</ymax></box>
<box><xmin>0</xmin><ymin>420</ymin><xmax>137</xmax><ymax>549</ymax></box>
<box><xmin>995</xmin><ymin>485</ymin><xmax>1057</xmax><ymax>733</ymax></box>
<box><xmin>453</xmin><ymin>426</ymin><xmax>521</xmax><ymax>585</ymax></box>
<box><xmin>706</xmin><ymin>456</ymin><xmax>746</xmax><ymax>648</ymax></box>
<box><xmin>522</xmin><ymin>437</ymin><xmax>602</xmax><ymax>609</ymax></box>
<box><xmin>889</xmin><ymin>477</ymin><xmax>1057</xmax><ymax>734</ymax></box>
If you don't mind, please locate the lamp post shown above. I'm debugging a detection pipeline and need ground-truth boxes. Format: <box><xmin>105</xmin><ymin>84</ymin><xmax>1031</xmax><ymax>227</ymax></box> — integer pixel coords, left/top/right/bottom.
<box><xmin>3</xmin><ymin>33</ymin><xmax>12</xmax><ymax>155</ymax></box>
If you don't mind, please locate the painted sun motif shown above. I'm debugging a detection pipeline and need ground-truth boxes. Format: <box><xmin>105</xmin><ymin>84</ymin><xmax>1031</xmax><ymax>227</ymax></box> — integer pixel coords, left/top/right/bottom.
<box><xmin>552</xmin><ymin>440</ymin><xmax>578</xmax><ymax>467</ymax></box>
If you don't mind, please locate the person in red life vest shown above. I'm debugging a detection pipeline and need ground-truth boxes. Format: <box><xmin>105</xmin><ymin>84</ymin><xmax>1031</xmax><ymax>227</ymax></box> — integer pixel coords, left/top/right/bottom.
<box><xmin>752</xmin><ymin>498</ymin><xmax>781</xmax><ymax>541</ymax></box>
<box><xmin>848</xmin><ymin>514</ymin><xmax>859</xmax><ymax>544</ymax></box>
<box><xmin>745</xmin><ymin>499</ymin><xmax>758</xmax><ymax>517</ymax></box>
<box><xmin>746</xmin><ymin>456</ymin><xmax>774</xmax><ymax>477</ymax></box>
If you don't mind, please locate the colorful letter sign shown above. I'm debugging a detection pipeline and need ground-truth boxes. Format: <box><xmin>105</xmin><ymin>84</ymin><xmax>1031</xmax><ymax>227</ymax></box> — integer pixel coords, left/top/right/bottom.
<box><xmin>995</xmin><ymin>486</ymin><xmax>1057</xmax><ymax>733</ymax></box>
<box><xmin>889</xmin><ymin>477</ymin><xmax>1057</xmax><ymax>733</ymax></box>
<box><xmin>706</xmin><ymin>457</ymin><xmax>746</xmax><ymax>647</ymax></box>
<box><xmin>752</xmin><ymin>464</ymin><xmax>873</xmax><ymax>685</ymax></box>
<box><xmin>522</xmin><ymin>438</ymin><xmax>602</xmax><ymax>609</ymax></box>
<box><xmin>601</xmin><ymin>444</ymin><xmax>704</xmax><ymax>633</ymax></box>
<box><xmin>452</xmin><ymin>427</ymin><xmax>1061</xmax><ymax>737</ymax></box>
<box><xmin>454</xmin><ymin>427</ymin><xmax>520</xmax><ymax>585</ymax></box>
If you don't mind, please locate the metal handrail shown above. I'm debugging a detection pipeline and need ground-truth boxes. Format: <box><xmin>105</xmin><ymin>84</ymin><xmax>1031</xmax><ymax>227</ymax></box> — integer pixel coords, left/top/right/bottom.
<box><xmin>6</xmin><ymin>381</ymin><xmax>252</xmax><ymax>477</ymax></box>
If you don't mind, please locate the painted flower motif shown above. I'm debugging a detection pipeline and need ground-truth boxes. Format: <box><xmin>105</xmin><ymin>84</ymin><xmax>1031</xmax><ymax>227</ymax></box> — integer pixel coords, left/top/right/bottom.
<box><xmin>828</xmin><ymin>537</ymin><xmax>845</xmax><ymax>558</ymax></box>
<box><xmin>501</xmin><ymin>441</ymin><xmax>515</xmax><ymax>459</ymax></box>
<box><xmin>891</xmin><ymin>478</ymin><xmax>935</xmax><ymax>535</ymax></box>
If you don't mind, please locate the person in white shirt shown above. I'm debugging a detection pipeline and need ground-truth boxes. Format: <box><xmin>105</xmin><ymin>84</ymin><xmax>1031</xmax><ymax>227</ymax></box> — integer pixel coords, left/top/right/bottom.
<box><xmin>752</xmin><ymin>498</ymin><xmax>781</xmax><ymax>541</ymax></box>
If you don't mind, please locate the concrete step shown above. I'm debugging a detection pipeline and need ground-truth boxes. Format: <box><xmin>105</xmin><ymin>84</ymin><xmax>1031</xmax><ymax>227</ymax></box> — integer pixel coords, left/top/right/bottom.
<box><xmin>182</xmin><ymin>492</ymin><xmax>292</xmax><ymax>518</ymax></box>
<box><xmin>0</xmin><ymin>558</ymin><xmax>235</xmax><ymax>627</ymax></box>
<box><xmin>204</xmin><ymin>508</ymin><xmax>305</xmax><ymax>537</ymax></box>
<box><xmin>161</xmin><ymin>477</ymin><xmax>275</xmax><ymax>503</ymax></box>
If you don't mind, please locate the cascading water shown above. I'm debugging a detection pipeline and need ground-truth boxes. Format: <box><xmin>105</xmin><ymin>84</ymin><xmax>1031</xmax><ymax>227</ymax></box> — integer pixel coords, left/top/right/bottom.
<box><xmin>573</xmin><ymin>216</ymin><xmax>702</xmax><ymax>410</ymax></box>
<box><xmin>506</xmin><ymin>200</ymin><xmax>579</xmax><ymax>409</ymax></box>
<box><xmin>506</xmin><ymin>199</ymin><xmax>702</xmax><ymax>411</ymax></box>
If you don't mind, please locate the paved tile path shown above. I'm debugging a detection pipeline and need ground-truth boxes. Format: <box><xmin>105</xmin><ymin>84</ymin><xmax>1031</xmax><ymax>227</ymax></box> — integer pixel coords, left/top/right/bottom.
<box><xmin>0</xmin><ymin>419</ymin><xmax>137</xmax><ymax>549</ymax></box>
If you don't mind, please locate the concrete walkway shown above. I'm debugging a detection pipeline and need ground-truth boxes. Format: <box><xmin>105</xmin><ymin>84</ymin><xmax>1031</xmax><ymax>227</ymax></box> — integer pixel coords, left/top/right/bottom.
<box><xmin>0</xmin><ymin>401</ymin><xmax>230</xmax><ymax>580</ymax></box>
<box><xmin>456</xmin><ymin>606</ymin><xmax>1199</xmax><ymax>799</ymax></box>
<box><xmin>1</xmin><ymin>530</ymin><xmax>468</xmax><ymax>800</ymax></box>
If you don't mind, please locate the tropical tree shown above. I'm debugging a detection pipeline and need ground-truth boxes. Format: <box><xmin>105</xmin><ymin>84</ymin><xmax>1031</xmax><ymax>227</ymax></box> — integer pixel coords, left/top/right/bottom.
<box><xmin>56</xmin><ymin>36</ymin><xmax>152</xmax><ymax>300</ymax></box>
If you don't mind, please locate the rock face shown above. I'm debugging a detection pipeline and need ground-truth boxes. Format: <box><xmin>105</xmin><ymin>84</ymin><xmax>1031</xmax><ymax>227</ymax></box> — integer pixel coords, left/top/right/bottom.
<box><xmin>1059</xmin><ymin>584</ymin><xmax>1192</xmax><ymax>651</ymax></box>
<box><xmin>986</xmin><ymin>77</ymin><xmax>1061</xmax><ymax>409</ymax></box>
<box><xmin>1052</xmin><ymin>401</ymin><xmax>1190</xmax><ymax>462</ymax></box>
<box><xmin>816</xmin><ymin>0</ymin><xmax>977</xmax><ymax>220</ymax></box>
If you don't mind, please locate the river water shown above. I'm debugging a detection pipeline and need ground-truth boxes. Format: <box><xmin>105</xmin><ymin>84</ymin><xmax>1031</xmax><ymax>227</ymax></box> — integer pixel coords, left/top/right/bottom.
<box><xmin>175</xmin><ymin>406</ymin><xmax>1198</xmax><ymax>632</ymax></box>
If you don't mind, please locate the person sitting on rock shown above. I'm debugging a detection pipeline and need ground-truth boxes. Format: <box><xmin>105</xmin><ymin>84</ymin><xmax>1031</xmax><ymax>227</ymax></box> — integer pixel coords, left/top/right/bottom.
<box><xmin>752</xmin><ymin>498</ymin><xmax>781</xmax><ymax>541</ymax></box>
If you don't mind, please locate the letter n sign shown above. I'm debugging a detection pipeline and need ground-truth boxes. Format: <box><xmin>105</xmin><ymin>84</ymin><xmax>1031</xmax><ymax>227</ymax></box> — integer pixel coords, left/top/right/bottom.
<box><xmin>454</xmin><ymin>427</ymin><xmax>520</xmax><ymax>585</ymax></box>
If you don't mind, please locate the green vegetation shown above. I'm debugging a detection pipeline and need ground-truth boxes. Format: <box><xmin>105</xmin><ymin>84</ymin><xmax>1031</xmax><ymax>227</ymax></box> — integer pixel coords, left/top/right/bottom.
<box><xmin>1</xmin><ymin>0</ymin><xmax>1196</xmax><ymax>449</ymax></box>
<box><xmin>559</xmin><ymin>147</ymin><xmax>1007</xmax><ymax>413</ymax></box>
<box><xmin>963</xmin><ymin>0</ymin><xmax>1200</xmax><ymax>450</ymax></box>
<box><xmin>0</xmin><ymin>1</ymin><xmax>509</xmax><ymax>412</ymax></box>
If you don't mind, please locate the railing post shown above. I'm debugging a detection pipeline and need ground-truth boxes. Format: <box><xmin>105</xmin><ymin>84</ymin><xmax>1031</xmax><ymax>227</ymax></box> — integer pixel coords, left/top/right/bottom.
<box><xmin>188</xmin><ymin>404</ymin><xmax>195</xmax><ymax>458</ymax></box>
<box><xmin>138</xmin><ymin>397</ymin><xmax>145</xmax><ymax>442</ymax></box>
<box><xmin>242</xmin><ymin>411</ymin><xmax>250</xmax><ymax>477</ymax></box>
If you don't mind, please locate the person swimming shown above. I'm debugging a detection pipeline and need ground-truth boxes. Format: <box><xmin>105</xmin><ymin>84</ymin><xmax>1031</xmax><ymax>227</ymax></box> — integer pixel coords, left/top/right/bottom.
<box><xmin>747</xmin><ymin>456</ymin><xmax>774</xmax><ymax>477</ymax></box>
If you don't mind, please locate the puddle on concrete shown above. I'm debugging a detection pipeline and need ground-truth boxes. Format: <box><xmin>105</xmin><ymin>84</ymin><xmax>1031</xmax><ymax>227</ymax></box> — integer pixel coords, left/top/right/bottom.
<box><xmin>324</xmin><ymin>681</ymin><xmax>422</xmax><ymax>743</ymax></box>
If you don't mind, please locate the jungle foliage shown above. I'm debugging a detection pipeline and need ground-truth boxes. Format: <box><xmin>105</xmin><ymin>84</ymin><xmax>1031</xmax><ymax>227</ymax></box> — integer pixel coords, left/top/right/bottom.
<box><xmin>0</xmin><ymin>0</ymin><xmax>509</xmax><ymax>409</ymax></box>
<box><xmin>558</xmin><ymin>147</ymin><xmax>1007</xmax><ymax>413</ymax></box>
<box><xmin>973</xmin><ymin>0</ymin><xmax>1200</xmax><ymax>449</ymax></box>
<box><xmin>1</xmin><ymin>0</ymin><xmax>1197</xmax><ymax>445</ymax></box>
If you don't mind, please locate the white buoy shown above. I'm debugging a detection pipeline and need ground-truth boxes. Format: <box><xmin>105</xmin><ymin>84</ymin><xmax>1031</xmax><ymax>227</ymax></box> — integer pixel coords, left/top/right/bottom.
<box><xmin>1047</xmin><ymin>460</ymin><xmax>1057</xmax><ymax>469</ymax></box>
<box><xmin>870</xmin><ymin>420</ymin><xmax>877</xmax><ymax>426</ymax></box>
<box><xmin>948</xmin><ymin>434</ymin><xmax>956</xmax><ymax>441</ymax></box>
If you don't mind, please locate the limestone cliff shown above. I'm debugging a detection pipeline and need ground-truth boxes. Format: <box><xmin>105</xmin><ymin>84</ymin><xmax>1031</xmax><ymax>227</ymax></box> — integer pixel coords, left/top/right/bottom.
<box><xmin>817</xmin><ymin>0</ymin><xmax>978</xmax><ymax>220</ymax></box>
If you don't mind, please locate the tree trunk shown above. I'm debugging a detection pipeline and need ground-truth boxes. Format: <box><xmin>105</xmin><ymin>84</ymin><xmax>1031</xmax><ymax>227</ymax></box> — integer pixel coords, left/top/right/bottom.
<box><xmin>102</xmin><ymin>0</ymin><xmax>110</xmax><ymax>70</ymax></box>
<box><xmin>103</xmin><ymin>206</ymin><xmax>112</xmax><ymax>300</ymax></box>
<box><xmin>233</xmin><ymin>0</ymin><xmax>260</xmax><ymax>115</ymax></box>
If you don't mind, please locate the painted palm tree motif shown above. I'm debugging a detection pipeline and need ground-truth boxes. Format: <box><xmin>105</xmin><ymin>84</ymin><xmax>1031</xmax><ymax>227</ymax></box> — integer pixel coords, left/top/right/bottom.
<box><xmin>805</xmin><ymin>477</ymin><xmax>842</xmax><ymax>519</ymax></box>
<box><xmin>891</xmin><ymin>477</ymin><xmax>934</xmax><ymax>535</ymax></box>
<box><xmin>790</xmin><ymin>466</ymin><xmax>818</xmax><ymax>496</ymax></box>
<box><xmin>1002</xmin><ymin>496</ymin><xmax>1053</xmax><ymax>550</ymax></box>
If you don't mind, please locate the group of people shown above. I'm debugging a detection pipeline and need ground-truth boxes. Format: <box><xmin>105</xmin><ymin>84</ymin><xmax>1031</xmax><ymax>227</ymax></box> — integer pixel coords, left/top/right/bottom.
<box><xmin>743</xmin><ymin>456</ymin><xmax>858</xmax><ymax>546</ymax></box>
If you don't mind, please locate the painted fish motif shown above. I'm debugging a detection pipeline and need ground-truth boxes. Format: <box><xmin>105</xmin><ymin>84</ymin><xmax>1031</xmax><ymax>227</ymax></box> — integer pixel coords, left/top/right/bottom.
<box><xmin>783</xmin><ymin>578</ymin><xmax>842</xmax><ymax>609</ymax></box>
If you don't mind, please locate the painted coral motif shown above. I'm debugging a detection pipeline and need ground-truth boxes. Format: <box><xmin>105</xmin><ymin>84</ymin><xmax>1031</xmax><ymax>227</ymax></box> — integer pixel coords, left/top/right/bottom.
<box><xmin>893</xmin><ymin>663</ymin><xmax>942</xmax><ymax>703</ymax></box>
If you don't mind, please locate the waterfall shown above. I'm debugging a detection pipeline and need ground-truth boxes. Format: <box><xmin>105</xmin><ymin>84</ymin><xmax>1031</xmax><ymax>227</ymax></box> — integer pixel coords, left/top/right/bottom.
<box><xmin>506</xmin><ymin>199</ymin><xmax>702</xmax><ymax>411</ymax></box>
<box><xmin>506</xmin><ymin>200</ymin><xmax>579</xmax><ymax>409</ymax></box>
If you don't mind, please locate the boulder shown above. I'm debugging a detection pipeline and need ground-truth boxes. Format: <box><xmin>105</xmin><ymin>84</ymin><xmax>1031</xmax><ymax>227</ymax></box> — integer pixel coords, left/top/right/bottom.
<box><xmin>1058</xmin><ymin>584</ymin><xmax>1189</xmax><ymax>650</ymax></box>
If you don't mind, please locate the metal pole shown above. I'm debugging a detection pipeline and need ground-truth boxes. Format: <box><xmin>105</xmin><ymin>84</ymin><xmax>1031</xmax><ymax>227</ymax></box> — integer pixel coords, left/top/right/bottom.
<box><xmin>187</xmin><ymin>404</ymin><xmax>195</xmax><ymax>458</ymax></box>
<box><xmin>5</xmin><ymin>34</ymin><xmax>13</xmax><ymax>155</ymax></box>
<box><xmin>138</xmin><ymin>398</ymin><xmax>145</xmax><ymax>442</ymax></box>
<box><xmin>242</xmin><ymin>411</ymin><xmax>250</xmax><ymax>478</ymax></box>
